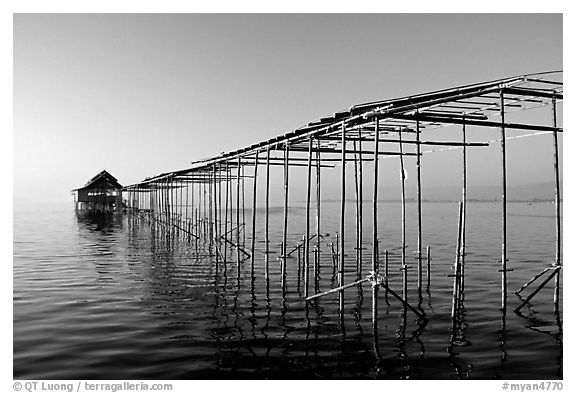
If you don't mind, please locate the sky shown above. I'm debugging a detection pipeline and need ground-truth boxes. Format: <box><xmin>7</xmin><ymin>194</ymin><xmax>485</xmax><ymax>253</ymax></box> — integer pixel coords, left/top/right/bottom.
<box><xmin>13</xmin><ymin>13</ymin><xmax>563</xmax><ymax>204</ymax></box>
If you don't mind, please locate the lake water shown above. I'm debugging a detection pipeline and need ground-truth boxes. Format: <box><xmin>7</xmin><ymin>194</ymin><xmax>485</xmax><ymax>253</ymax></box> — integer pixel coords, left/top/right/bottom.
<box><xmin>13</xmin><ymin>201</ymin><xmax>562</xmax><ymax>379</ymax></box>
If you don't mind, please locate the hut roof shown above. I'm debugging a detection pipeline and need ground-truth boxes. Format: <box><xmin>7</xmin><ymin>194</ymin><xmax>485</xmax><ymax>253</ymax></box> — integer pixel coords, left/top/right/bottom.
<box><xmin>74</xmin><ymin>170</ymin><xmax>123</xmax><ymax>191</ymax></box>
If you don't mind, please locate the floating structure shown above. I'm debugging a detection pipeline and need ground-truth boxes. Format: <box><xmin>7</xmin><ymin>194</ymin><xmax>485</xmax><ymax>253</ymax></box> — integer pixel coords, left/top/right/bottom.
<box><xmin>121</xmin><ymin>71</ymin><xmax>563</xmax><ymax>352</ymax></box>
<box><xmin>72</xmin><ymin>170</ymin><xmax>124</xmax><ymax>213</ymax></box>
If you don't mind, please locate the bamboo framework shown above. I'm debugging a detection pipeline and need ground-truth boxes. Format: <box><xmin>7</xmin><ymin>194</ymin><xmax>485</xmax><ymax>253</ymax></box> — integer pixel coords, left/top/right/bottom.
<box><xmin>122</xmin><ymin>72</ymin><xmax>563</xmax><ymax>345</ymax></box>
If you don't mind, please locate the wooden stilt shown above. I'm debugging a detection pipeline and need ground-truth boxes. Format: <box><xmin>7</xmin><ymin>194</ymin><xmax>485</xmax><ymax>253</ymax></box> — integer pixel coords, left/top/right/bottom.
<box><xmin>416</xmin><ymin>119</ymin><xmax>423</xmax><ymax>293</ymax></box>
<box><xmin>223</xmin><ymin>164</ymin><xmax>229</xmax><ymax>264</ymax></box>
<box><xmin>372</xmin><ymin>116</ymin><xmax>380</xmax><ymax>334</ymax></box>
<box><xmin>452</xmin><ymin>202</ymin><xmax>464</xmax><ymax>319</ymax></box>
<box><xmin>315</xmin><ymin>141</ymin><xmax>322</xmax><ymax>287</ymax></box>
<box><xmin>399</xmin><ymin>130</ymin><xmax>408</xmax><ymax>300</ymax></box>
<box><xmin>461</xmin><ymin>119</ymin><xmax>467</xmax><ymax>298</ymax></box>
<box><xmin>250</xmin><ymin>151</ymin><xmax>259</xmax><ymax>277</ymax></box>
<box><xmin>237</xmin><ymin>156</ymin><xmax>242</xmax><ymax>274</ymax></box>
<box><xmin>265</xmin><ymin>147</ymin><xmax>271</xmax><ymax>281</ymax></box>
<box><xmin>500</xmin><ymin>90</ymin><xmax>508</xmax><ymax>315</ymax></box>
<box><xmin>282</xmin><ymin>143</ymin><xmax>290</xmax><ymax>288</ymax></box>
<box><xmin>426</xmin><ymin>246</ymin><xmax>431</xmax><ymax>287</ymax></box>
<box><xmin>305</xmin><ymin>137</ymin><xmax>313</xmax><ymax>298</ymax></box>
<box><xmin>339</xmin><ymin>123</ymin><xmax>346</xmax><ymax>314</ymax></box>
<box><xmin>551</xmin><ymin>97</ymin><xmax>562</xmax><ymax>313</ymax></box>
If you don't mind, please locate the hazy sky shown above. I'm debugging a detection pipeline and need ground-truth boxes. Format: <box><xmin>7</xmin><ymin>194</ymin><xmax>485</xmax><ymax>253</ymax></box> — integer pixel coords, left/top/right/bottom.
<box><xmin>13</xmin><ymin>14</ymin><xmax>562</xmax><ymax>204</ymax></box>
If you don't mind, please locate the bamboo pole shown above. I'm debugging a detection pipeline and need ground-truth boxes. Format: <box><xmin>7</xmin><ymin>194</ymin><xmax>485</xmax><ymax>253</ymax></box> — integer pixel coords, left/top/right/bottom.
<box><xmin>339</xmin><ymin>123</ymin><xmax>346</xmax><ymax>314</ymax></box>
<box><xmin>213</xmin><ymin>166</ymin><xmax>218</xmax><ymax>259</ymax></box>
<box><xmin>265</xmin><ymin>147</ymin><xmax>271</xmax><ymax>281</ymax></box>
<box><xmin>242</xmin><ymin>164</ymin><xmax>246</xmax><ymax>246</ymax></box>
<box><xmin>179</xmin><ymin>178</ymin><xmax>183</xmax><ymax>235</ymax></box>
<box><xmin>223</xmin><ymin>165</ymin><xmax>229</xmax><ymax>263</ymax></box>
<box><xmin>551</xmin><ymin>97</ymin><xmax>561</xmax><ymax>313</ymax></box>
<box><xmin>500</xmin><ymin>90</ymin><xmax>508</xmax><ymax>314</ymax></box>
<box><xmin>305</xmin><ymin>137</ymin><xmax>313</xmax><ymax>298</ymax></box>
<box><xmin>399</xmin><ymin>130</ymin><xmax>407</xmax><ymax>300</ymax></box>
<box><xmin>516</xmin><ymin>266</ymin><xmax>557</xmax><ymax>295</ymax></box>
<box><xmin>250</xmin><ymin>150</ymin><xmax>259</xmax><ymax>277</ymax></box>
<box><xmin>203</xmin><ymin>174</ymin><xmax>207</xmax><ymax>238</ymax></box>
<box><xmin>185</xmin><ymin>179</ymin><xmax>189</xmax><ymax>238</ymax></box>
<box><xmin>515</xmin><ymin>269</ymin><xmax>559</xmax><ymax>313</ymax></box>
<box><xmin>165</xmin><ymin>179</ymin><xmax>170</xmax><ymax>228</ymax></box>
<box><xmin>198</xmin><ymin>176</ymin><xmax>202</xmax><ymax>239</ymax></box>
<box><xmin>209</xmin><ymin>169</ymin><xmax>214</xmax><ymax>249</ymax></box>
<box><xmin>217</xmin><ymin>165</ymin><xmax>222</xmax><ymax>245</ymax></box>
<box><xmin>305</xmin><ymin>273</ymin><xmax>426</xmax><ymax>319</ymax></box>
<box><xmin>372</xmin><ymin>116</ymin><xmax>380</xmax><ymax>334</ymax></box>
<box><xmin>297</xmin><ymin>240</ymin><xmax>302</xmax><ymax>291</ymax></box>
<box><xmin>461</xmin><ymin>119</ymin><xmax>467</xmax><ymax>298</ymax></box>
<box><xmin>282</xmin><ymin>142</ymin><xmax>290</xmax><ymax>288</ymax></box>
<box><xmin>315</xmin><ymin>141</ymin><xmax>322</xmax><ymax>286</ymax></box>
<box><xmin>306</xmin><ymin>277</ymin><xmax>369</xmax><ymax>301</ymax></box>
<box><xmin>452</xmin><ymin>202</ymin><xmax>464</xmax><ymax>319</ymax></box>
<box><xmin>353</xmin><ymin>140</ymin><xmax>360</xmax><ymax>279</ymax></box>
<box><xmin>237</xmin><ymin>156</ymin><xmax>242</xmax><ymax>273</ymax></box>
<box><xmin>427</xmin><ymin>246</ymin><xmax>431</xmax><ymax>287</ymax></box>
<box><xmin>190</xmin><ymin>181</ymin><xmax>195</xmax><ymax>240</ymax></box>
<box><xmin>416</xmin><ymin>119</ymin><xmax>423</xmax><ymax>293</ymax></box>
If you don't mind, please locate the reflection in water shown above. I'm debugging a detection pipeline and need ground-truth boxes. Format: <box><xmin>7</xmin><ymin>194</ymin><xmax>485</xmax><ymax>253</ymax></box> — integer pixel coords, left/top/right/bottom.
<box><xmin>13</xmin><ymin>203</ymin><xmax>563</xmax><ymax>379</ymax></box>
<box><xmin>493</xmin><ymin>313</ymin><xmax>508</xmax><ymax>379</ymax></box>
<box><xmin>448</xmin><ymin>302</ymin><xmax>472</xmax><ymax>379</ymax></box>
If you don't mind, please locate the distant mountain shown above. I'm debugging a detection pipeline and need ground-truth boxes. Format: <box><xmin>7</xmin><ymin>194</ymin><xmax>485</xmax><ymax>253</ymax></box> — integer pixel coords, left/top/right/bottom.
<box><xmin>380</xmin><ymin>181</ymin><xmax>561</xmax><ymax>202</ymax></box>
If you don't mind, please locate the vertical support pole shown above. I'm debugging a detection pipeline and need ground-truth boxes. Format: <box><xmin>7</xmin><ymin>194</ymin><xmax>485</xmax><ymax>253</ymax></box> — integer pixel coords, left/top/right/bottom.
<box><xmin>339</xmin><ymin>122</ymin><xmax>346</xmax><ymax>314</ymax></box>
<box><xmin>159</xmin><ymin>183</ymin><xmax>162</xmax><ymax>227</ymax></box>
<box><xmin>282</xmin><ymin>142</ymin><xmax>290</xmax><ymax>289</ymax></box>
<box><xmin>358</xmin><ymin>132</ymin><xmax>364</xmax><ymax>278</ymax></box>
<box><xmin>150</xmin><ymin>185</ymin><xmax>155</xmax><ymax>216</ymax></box>
<box><xmin>191</xmin><ymin>181</ymin><xmax>195</xmax><ymax>240</ymax></box>
<box><xmin>160</xmin><ymin>181</ymin><xmax>164</xmax><ymax>226</ymax></box>
<box><xmin>199</xmin><ymin>174</ymin><xmax>203</xmax><ymax>236</ymax></box>
<box><xmin>353</xmin><ymin>139</ymin><xmax>360</xmax><ymax>279</ymax></box>
<box><xmin>315</xmin><ymin>140</ymin><xmax>322</xmax><ymax>286</ymax></box>
<box><xmin>214</xmin><ymin>169</ymin><xmax>218</xmax><ymax>243</ymax></box>
<box><xmin>500</xmin><ymin>90</ymin><xmax>508</xmax><ymax>314</ymax></box>
<box><xmin>224</xmin><ymin>163</ymin><xmax>229</xmax><ymax>263</ymax></box>
<box><xmin>179</xmin><ymin>178</ymin><xmax>183</xmax><ymax>232</ymax></box>
<box><xmin>265</xmin><ymin>147</ymin><xmax>271</xmax><ymax>281</ymax></box>
<box><xmin>218</xmin><ymin>166</ymin><xmax>222</xmax><ymax>247</ymax></box>
<box><xmin>250</xmin><ymin>151</ymin><xmax>259</xmax><ymax>277</ymax></box>
<box><xmin>399</xmin><ymin>129</ymin><xmax>407</xmax><ymax>300</ymax></box>
<box><xmin>452</xmin><ymin>202</ymin><xmax>464</xmax><ymax>320</ymax></box>
<box><xmin>461</xmin><ymin>119</ymin><xmax>467</xmax><ymax>298</ymax></box>
<box><xmin>209</xmin><ymin>169</ymin><xmax>214</xmax><ymax>248</ymax></box>
<box><xmin>372</xmin><ymin>116</ymin><xmax>380</xmax><ymax>334</ymax></box>
<box><xmin>551</xmin><ymin>97</ymin><xmax>561</xmax><ymax>313</ymax></box>
<box><xmin>416</xmin><ymin>120</ymin><xmax>423</xmax><ymax>294</ymax></box>
<box><xmin>237</xmin><ymin>156</ymin><xmax>242</xmax><ymax>273</ymax></box>
<box><xmin>242</xmin><ymin>164</ymin><xmax>246</xmax><ymax>246</ymax></box>
<box><xmin>165</xmin><ymin>179</ymin><xmax>170</xmax><ymax>228</ymax></box>
<box><xmin>213</xmin><ymin>166</ymin><xmax>218</xmax><ymax>258</ymax></box>
<box><xmin>426</xmin><ymin>246</ymin><xmax>431</xmax><ymax>287</ymax></box>
<box><xmin>170</xmin><ymin>178</ymin><xmax>173</xmax><ymax>227</ymax></box>
<box><xmin>185</xmin><ymin>178</ymin><xmax>189</xmax><ymax>231</ymax></box>
<box><xmin>305</xmin><ymin>137</ymin><xmax>313</xmax><ymax>298</ymax></box>
<box><xmin>384</xmin><ymin>249</ymin><xmax>389</xmax><ymax>295</ymax></box>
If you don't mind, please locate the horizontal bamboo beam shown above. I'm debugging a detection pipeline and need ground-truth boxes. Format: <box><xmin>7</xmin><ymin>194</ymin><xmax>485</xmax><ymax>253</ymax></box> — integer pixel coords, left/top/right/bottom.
<box><xmin>503</xmin><ymin>87</ymin><xmax>563</xmax><ymax>100</ymax></box>
<box><xmin>389</xmin><ymin>113</ymin><xmax>563</xmax><ymax>133</ymax></box>
<box><xmin>288</xmin><ymin>147</ymin><xmax>421</xmax><ymax>156</ymax></box>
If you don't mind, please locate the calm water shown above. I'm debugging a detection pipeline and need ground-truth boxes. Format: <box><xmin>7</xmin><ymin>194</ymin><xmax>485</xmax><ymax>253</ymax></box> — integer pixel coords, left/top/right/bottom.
<box><xmin>13</xmin><ymin>201</ymin><xmax>562</xmax><ymax>379</ymax></box>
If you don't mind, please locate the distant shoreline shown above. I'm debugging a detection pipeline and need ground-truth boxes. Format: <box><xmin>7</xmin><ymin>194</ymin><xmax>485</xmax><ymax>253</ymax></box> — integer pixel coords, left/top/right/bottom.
<box><xmin>319</xmin><ymin>198</ymin><xmax>559</xmax><ymax>204</ymax></box>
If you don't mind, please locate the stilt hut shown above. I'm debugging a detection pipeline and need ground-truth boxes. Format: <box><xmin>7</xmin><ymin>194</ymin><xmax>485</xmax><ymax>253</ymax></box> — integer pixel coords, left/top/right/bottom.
<box><xmin>72</xmin><ymin>170</ymin><xmax>124</xmax><ymax>213</ymax></box>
